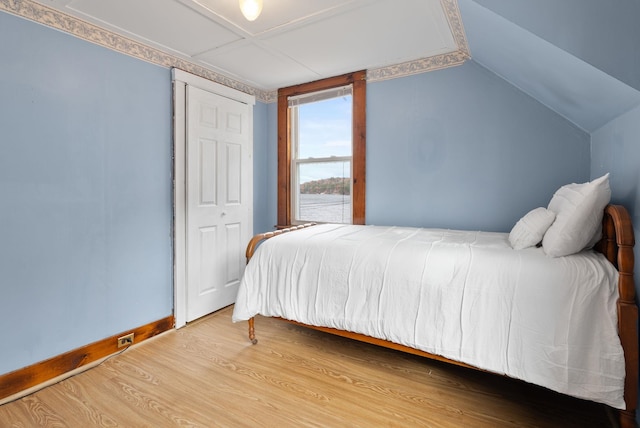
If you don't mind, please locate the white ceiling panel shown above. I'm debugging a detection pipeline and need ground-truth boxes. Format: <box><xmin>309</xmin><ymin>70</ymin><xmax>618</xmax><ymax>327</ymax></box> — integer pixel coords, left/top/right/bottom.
<box><xmin>198</xmin><ymin>42</ymin><xmax>321</xmax><ymax>89</ymax></box>
<box><xmin>190</xmin><ymin>0</ymin><xmax>363</xmax><ymax>36</ymax></box>
<box><xmin>260</xmin><ymin>0</ymin><xmax>457</xmax><ymax>76</ymax></box>
<box><xmin>65</xmin><ymin>0</ymin><xmax>241</xmax><ymax>55</ymax></box>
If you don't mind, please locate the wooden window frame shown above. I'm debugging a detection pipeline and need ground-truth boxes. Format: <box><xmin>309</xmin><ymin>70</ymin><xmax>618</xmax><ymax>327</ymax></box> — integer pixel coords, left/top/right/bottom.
<box><xmin>277</xmin><ymin>70</ymin><xmax>366</xmax><ymax>227</ymax></box>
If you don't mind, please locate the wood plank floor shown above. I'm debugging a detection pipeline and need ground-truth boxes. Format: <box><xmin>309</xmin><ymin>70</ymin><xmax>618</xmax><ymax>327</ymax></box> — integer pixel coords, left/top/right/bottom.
<box><xmin>0</xmin><ymin>306</ymin><xmax>615</xmax><ymax>427</ymax></box>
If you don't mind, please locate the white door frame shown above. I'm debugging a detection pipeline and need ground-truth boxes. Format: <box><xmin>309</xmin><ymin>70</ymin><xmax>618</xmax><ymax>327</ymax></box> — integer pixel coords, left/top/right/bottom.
<box><xmin>172</xmin><ymin>69</ymin><xmax>255</xmax><ymax>328</ymax></box>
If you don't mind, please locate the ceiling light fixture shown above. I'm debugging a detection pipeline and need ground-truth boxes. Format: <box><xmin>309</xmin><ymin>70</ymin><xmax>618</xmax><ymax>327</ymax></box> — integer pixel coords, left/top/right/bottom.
<box><xmin>239</xmin><ymin>0</ymin><xmax>263</xmax><ymax>21</ymax></box>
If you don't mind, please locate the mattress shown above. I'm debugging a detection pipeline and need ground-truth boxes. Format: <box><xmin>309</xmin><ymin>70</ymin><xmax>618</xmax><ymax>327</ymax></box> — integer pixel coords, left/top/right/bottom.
<box><xmin>232</xmin><ymin>224</ymin><xmax>625</xmax><ymax>408</ymax></box>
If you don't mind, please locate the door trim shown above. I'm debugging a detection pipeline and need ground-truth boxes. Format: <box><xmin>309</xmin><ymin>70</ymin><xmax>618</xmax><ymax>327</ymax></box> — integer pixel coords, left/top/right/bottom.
<box><xmin>172</xmin><ymin>69</ymin><xmax>255</xmax><ymax>328</ymax></box>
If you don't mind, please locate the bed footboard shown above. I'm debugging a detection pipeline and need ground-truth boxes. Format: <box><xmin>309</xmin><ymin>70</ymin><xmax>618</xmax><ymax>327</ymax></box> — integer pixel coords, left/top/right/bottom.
<box><xmin>245</xmin><ymin>223</ymin><xmax>316</xmax><ymax>262</ymax></box>
<box><xmin>245</xmin><ymin>223</ymin><xmax>315</xmax><ymax>346</ymax></box>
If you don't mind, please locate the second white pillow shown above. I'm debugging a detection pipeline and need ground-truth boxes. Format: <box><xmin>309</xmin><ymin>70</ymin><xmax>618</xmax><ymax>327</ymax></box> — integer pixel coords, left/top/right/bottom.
<box><xmin>509</xmin><ymin>207</ymin><xmax>557</xmax><ymax>250</ymax></box>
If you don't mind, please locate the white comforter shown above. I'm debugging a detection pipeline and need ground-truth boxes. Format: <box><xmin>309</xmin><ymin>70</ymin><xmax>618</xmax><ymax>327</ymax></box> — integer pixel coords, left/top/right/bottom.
<box><xmin>232</xmin><ymin>224</ymin><xmax>625</xmax><ymax>409</ymax></box>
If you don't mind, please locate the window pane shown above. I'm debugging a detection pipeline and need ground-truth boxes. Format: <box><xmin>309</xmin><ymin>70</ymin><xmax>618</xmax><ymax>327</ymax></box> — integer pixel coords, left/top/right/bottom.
<box><xmin>278</xmin><ymin>71</ymin><xmax>365</xmax><ymax>227</ymax></box>
<box><xmin>296</xmin><ymin>161</ymin><xmax>351</xmax><ymax>224</ymax></box>
<box><xmin>298</xmin><ymin>95</ymin><xmax>352</xmax><ymax>159</ymax></box>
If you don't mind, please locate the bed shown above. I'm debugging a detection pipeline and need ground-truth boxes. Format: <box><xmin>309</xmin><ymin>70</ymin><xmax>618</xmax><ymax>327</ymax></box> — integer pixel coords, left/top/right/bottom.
<box><xmin>233</xmin><ymin>195</ymin><xmax>638</xmax><ymax>426</ymax></box>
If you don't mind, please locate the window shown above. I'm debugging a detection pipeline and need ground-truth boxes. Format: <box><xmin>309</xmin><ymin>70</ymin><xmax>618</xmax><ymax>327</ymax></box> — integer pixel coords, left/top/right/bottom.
<box><xmin>278</xmin><ymin>71</ymin><xmax>366</xmax><ymax>226</ymax></box>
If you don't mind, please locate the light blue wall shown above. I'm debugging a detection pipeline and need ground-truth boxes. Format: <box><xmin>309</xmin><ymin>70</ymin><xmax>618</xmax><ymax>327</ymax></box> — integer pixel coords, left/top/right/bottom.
<box><xmin>260</xmin><ymin>60</ymin><xmax>591</xmax><ymax>233</ymax></box>
<box><xmin>0</xmin><ymin>12</ymin><xmax>173</xmax><ymax>374</ymax></box>
<box><xmin>367</xmin><ymin>60</ymin><xmax>590</xmax><ymax>232</ymax></box>
<box><xmin>261</xmin><ymin>61</ymin><xmax>590</xmax><ymax>234</ymax></box>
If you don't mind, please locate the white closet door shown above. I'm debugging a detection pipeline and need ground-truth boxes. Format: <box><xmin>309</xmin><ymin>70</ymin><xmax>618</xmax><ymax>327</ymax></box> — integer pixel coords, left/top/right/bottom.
<box><xmin>185</xmin><ymin>84</ymin><xmax>252</xmax><ymax>322</ymax></box>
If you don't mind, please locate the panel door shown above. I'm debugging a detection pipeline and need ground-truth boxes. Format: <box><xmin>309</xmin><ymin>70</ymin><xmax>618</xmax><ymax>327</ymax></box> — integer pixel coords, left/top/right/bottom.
<box><xmin>186</xmin><ymin>85</ymin><xmax>251</xmax><ymax>322</ymax></box>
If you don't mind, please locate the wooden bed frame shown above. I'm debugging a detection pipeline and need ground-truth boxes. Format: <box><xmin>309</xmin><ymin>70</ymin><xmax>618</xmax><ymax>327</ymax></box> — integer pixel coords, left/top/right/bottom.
<box><xmin>244</xmin><ymin>204</ymin><xmax>638</xmax><ymax>427</ymax></box>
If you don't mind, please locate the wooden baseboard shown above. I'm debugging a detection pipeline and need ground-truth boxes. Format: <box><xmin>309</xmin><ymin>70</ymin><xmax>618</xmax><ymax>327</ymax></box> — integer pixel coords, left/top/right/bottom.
<box><xmin>0</xmin><ymin>315</ymin><xmax>174</xmax><ymax>401</ymax></box>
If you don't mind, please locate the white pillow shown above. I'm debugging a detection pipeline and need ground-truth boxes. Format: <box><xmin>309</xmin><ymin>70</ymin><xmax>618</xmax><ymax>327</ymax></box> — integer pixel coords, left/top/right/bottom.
<box><xmin>542</xmin><ymin>173</ymin><xmax>611</xmax><ymax>257</ymax></box>
<box><xmin>509</xmin><ymin>207</ymin><xmax>556</xmax><ymax>250</ymax></box>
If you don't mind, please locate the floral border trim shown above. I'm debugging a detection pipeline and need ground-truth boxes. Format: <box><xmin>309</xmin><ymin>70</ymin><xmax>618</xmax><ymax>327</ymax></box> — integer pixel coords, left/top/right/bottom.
<box><xmin>367</xmin><ymin>0</ymin><xmax>471</xmax><ymax>82</ymax></box>
<box><xmin>0</xmin><ymin>0</ymin><xmax>274</xmax><ymax>102</ymax></box>
<box><xmin>2</xmin><ymin>0</ymin><xmax>469</xmax><ymax>102</ymax></box>
<box><xmin>442</xmin><ymin>0</ymin><xmax>471</xmax><ymax>59</ymax></box>
<box><xmin>367</xmin><ymin>51</ymin><xmax>469</xmax><ymax>82</ymax></box>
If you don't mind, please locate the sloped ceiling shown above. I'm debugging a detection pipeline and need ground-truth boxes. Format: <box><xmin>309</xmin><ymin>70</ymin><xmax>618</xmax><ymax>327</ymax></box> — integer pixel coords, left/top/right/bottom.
<box><xmin>472</xmin><ymin>0</ymin><xmax>640</xmax><ymax>93</ymax></box>
<box><xmin>460</xmin><ymin>0</ymin><xmax>640</xmax><ymax>133</ymax></box>
<box><xmin>459</xmin><ymin>0</ymin><xmax>640</xmax><ymax>133</ymax></box>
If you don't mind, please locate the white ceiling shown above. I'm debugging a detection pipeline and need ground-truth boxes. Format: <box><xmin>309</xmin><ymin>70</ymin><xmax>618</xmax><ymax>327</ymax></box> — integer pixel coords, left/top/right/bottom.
<box><xmin>13</xmin><ymin>0</ymin><xmax>639</xmax><ymax>131</ymax></box>
<box><xmin>38</xmin><ymin>0</ymin><xmax>462</xmax><ymax>91</ymax></box>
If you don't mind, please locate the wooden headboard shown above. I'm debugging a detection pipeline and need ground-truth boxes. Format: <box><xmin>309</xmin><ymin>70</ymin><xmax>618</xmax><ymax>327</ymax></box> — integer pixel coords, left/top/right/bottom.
<box><xmin>596</xmin><ymin>204</ymin><xmax>638</xmax><ymax>426</ymax></box>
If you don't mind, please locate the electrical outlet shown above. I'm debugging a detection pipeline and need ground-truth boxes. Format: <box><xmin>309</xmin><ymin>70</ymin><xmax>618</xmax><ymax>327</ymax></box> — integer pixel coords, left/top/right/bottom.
<box><xmin>117</xmin><ymin>333</ymin><xmax>134</xmax><ymax>348</ymax></box>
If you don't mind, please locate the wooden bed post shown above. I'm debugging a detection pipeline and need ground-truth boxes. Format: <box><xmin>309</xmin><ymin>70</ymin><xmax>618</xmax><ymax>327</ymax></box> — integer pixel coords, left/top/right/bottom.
<box><xmin>248</xmin><ymin>317</ymin><xmax>257</xmax><ymax>345</ymax></box>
